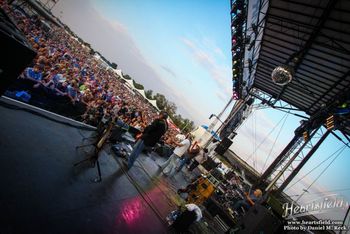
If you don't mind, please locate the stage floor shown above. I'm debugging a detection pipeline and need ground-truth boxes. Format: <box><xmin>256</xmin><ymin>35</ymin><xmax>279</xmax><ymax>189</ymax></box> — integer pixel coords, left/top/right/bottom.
<box><xmin>0</xmin><ymin>97</ymin><xmax>194</xmax><ymax>234</ymax></box>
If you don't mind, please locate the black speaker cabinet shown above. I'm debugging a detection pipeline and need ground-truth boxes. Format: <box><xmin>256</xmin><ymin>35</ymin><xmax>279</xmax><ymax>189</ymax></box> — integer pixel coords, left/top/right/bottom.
<box><xmin>236</xmin><ymin>204</ymin><xmax>282</xmax><ymax>234</ymax></box>
<box><xmin>214</xmin><ymin>137</ymin><xmax>233</xmax><ymax>155</ymax></box>
<box><xmin>0</xmin><ymin>8</ymin><xmax>36</xmax><ymax>95</ymax></box>
<box><xmin>201</xmin><ymin>157</ymin><xmax>218</xmax><ymax>171</ymax></box>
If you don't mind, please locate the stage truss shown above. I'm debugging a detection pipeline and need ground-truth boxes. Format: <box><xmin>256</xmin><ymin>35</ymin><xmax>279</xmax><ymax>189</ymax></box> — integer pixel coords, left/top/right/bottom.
<box><xmin>226</xmin><ymin>0</ymin><xmax>350</xmax><ymax>195</ymax></box>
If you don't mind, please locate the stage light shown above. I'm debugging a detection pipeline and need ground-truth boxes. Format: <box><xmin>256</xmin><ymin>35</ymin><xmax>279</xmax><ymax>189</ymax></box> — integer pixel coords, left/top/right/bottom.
<box><xmin>230</xmin><ymin>0</ymin><xmax>247</xmax><ymax>101</ymax></box>
<box><xmin>340</xmin><ymin>103</ymin><xmax>348</xmax><ymax>108</ymax></box>
<box><xmin>233</xmin><ymin>48</ymin><xmax>242</xmax><ymax>57</ymax></box>
<box><xmin>303</xmin><ymin>131</ymin><xmax>309</xmax><ymax>141</ymax></box>
<box><xmin>232</xmin><ymin>48</ymin><xmax>241</xmax><ymax>56</ymax></box>
<box><xmin>232</xmin><ymin>45</ymin><xmax>238</xmax><ymax>52</ymax></box>
<box><xmin>234</xmin><ymin>35</ymin><xmax>243</xmax><ymax>45</ymax></box>
<box><xmin>232</xmin><ymin>16</ymin><xmax>243</xmax><ymax>27</ymax></box>
<box><xmin>271</xmin><ymin>65</ymin><xmax>293</xmax><ymax>85</ymax></box>
<box><xmin>231</xmin><ymin>3</ymin><xmax>237</xmax><ymax>13</ymax></box>
<box><xmin>232</xmin><ymin>26</ymin><xmax>236</xmax><ymax>33</ymax></box>
<box><xmin>232</xmin><ymin>38</ymin><xmax>237</xmax><ymax>45</ymax></box>
<box><xmin>233</xmin><ymin>66</ymin><xmax>240</xmax><ymax>74</ymax></box>
<box><xmin>326</xmin><ymin>115</ymin><xmax>335</xmax><ymax>130</ymax></box>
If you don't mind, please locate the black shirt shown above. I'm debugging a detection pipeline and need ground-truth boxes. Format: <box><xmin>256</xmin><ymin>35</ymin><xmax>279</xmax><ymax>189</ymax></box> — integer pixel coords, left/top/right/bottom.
<box><xmin>141</xmin><ymin>119</ymin><xmax>167</xmax><ymax>147</ymax></box>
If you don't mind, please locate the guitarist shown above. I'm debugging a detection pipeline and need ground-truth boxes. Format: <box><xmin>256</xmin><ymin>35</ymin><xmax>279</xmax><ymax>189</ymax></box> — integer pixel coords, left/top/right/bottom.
<box><xmin>127</xmin><ymin>111</ymin><xmax>168</xmax><ymax>169</ymax></box>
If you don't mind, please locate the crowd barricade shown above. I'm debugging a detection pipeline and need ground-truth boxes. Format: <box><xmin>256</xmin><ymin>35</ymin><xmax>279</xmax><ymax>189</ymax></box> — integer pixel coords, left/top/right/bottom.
<box><xmin>5</xmin><ymin>79</ymin><xmax>87</xmax><ymax>121</ymax></box>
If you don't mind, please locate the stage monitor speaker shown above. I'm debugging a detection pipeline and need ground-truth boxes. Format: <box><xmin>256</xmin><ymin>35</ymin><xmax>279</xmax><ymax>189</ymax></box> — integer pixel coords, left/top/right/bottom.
<box><xmin>236</xmin><ymin>204</ymin><xmax>282</xmax><ymax>234</ymax></box>
<box><xmin>0</xmin><ymin>8</ymin><xmax>36</xmax><ymax>95</ymax></box>
<box><xmin>154</xmin><ymin>145</ymin><xmax>173</xmax><ymax>158</ymax></box>
<box><xmin>224</xmin><ymin>171</ymin><xmax>236</xmax><ymax>180</ymax></box>
<box><xmin>214</xmin><ymin>137</ymin><xmax>233</xmax><ymax>155</ymax></box>
<box><xmin>201</xmin><ymin>157</ymin><xmax>218</xmax><ymax>171</ymax></box>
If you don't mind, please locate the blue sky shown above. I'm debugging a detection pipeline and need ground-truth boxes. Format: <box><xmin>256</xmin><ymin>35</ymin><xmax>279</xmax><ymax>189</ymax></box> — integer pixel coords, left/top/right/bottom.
<box><xmin>91</xmin><ymin>0</ymin><xmax>234</xmax><ymax>124</ymax></box>
<box><xmin>232</xmin><ymin>104</ymin><xmax>350</xmax><ymax>220</ymax></box>
<box><xmin>52</xmin><ymin>0</ymin><xmax>350</xmax><ymax>220</ymax></box>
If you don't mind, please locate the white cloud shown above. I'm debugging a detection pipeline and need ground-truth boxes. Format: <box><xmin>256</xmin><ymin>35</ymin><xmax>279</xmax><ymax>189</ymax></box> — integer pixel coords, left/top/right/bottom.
<box><xmin>216</xmin><ymin>91</ymin><xmax>227</xmax><ymax>102</ymax></box>
<box><xmin>160</xmin><ymin>65</ymin><xmax>177</xmax><ymax>78</ymax></box>
<box><xmin>181</xmin><ymin>37</ymin><xmax>232</xmax><ymax>97</ymax></box>
<box><xmin>110</xmin><ymin>21</ymin><xmax>128</xmax><ymax>34</ymax></box>
<box><xmin>214</xmin><ymin>47</ymin><xmax>226</xmax><ymax>58</ymax></box>
<box><xmin>202</xmin><ymin>37</ymin><xmax>227</xmax><ymax>59</ymax></box>
<box><xmin>155</xmin><ymin>74</ymin><xmax>208</xmax><ymax>124</ymax></box>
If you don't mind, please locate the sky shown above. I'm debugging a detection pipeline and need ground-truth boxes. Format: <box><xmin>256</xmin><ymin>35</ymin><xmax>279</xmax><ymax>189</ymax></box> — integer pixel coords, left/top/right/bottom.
<box><xmin>231</xmin><ymin>106</ymin><xmax>350</xmax><ymax>220</ymax></box>
<box><xmin>50</xmin><ymin>0</ymin><xmax>350</xmax><ymax>221</ymax></box>
<box><xmin>52</xmin><ymin>0</ymin><xmax>233</xmax><ymax>125</ymax></box>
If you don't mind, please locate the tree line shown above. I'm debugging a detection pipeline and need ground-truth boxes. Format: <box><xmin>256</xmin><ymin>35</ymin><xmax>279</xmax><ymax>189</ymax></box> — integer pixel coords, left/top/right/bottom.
<box><xmin>144</xmin><ymin>90</ymin><xmax>194</xmax><ymax>133</ymax></box>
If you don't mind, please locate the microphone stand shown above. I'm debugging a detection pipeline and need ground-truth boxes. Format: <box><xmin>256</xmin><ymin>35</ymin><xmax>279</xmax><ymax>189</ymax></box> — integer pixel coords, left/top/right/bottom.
<box><xmin>73</xmin><ymin>117</ymin><xmax>115</xmax><ymax>182</ymax></box>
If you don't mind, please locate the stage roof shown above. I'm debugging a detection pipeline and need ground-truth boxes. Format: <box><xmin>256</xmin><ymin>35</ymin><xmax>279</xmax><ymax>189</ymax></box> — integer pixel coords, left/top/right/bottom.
<box><xmin>251</xmin><ymin>0</ymin><xmax>350</xmax><ymax>135</ymax></box>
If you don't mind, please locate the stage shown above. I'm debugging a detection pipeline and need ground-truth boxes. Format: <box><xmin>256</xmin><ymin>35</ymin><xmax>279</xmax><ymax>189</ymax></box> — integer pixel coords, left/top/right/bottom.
<box><xmin>0</xmin><ymin>97</ymin><xmax>184</xmax><ymax>234</ymax></box>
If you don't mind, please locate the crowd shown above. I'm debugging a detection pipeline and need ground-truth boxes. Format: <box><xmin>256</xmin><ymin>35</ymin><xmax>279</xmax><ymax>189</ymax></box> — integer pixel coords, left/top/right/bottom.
<box><xmin>1</xmin><ymin>1</ymin><xmax>229</xmax><ymax>184</ymax></box>
<box><xmin>1</xmin><ymin>1</ymin><xmax>180</xmax><ymax>147</ymax></box>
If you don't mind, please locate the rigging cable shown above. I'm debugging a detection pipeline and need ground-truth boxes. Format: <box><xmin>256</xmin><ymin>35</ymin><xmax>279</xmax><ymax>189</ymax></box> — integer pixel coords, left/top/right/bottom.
<box><xmin>285</xmin><ymin>144</ymin><xmax>348</xmax><ymax>192</ymax></box>
<box><xmin>271</xmin><ymin>106</ymin><xmax>308</xmax><ymax>119</ymax></box>
<box><xmin>295</xmin><ymin>145</ymin><xmax>347</xmax><ymax>203</ymax></box>
<box><xmin>261</xmin><ymin>112</ymin><xmax>289</xmax><ymax>173</ymax></box>
<box><xmin>331</xmin><ymin>131</ymin><xmax>350</xmax><ymax>149</ymax></box>
<box><xmin>288</xmin><ymin>187</ymin><xmax>350</xmax><ymax>197</ymax></box>
<box><xmin>245</xmin><ymin>111</ymin><xmax>289</xmax><ymax>163</ymax></box>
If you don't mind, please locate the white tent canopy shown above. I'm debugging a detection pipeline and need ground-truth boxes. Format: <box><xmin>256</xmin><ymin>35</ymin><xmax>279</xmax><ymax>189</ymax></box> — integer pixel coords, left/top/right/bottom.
<box><xmin>135</xmin><ymin>89</ymin><xmax>159</xmax><ymax>110</ymax></box>
<box><xmin>112</xmin><ymin>69</ymin><xmax>160</xmax><ymax>110</ymax></box>
<box><xmin>149</xmin><ymin>99</ymin><xmax>159</xmax><ymax>110</ymax></box>
<box><xmin>114</xmin><ymin>70</ymin><xmax>135</xmax><ymax>89</ymax></box>
<box><xmin>135</xmin><ymin>88</ymin><xmax>147</xmax><ymax>99</ymax></box>
<box><xmin>124</xmin><ymin>79</ymin><xmax>135</xmax><ymax>89</ymax></box>
<box><xmin>113</xmin><ymin>69</ymin><xmax>123</xmax><ymax>78</ymax></box>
